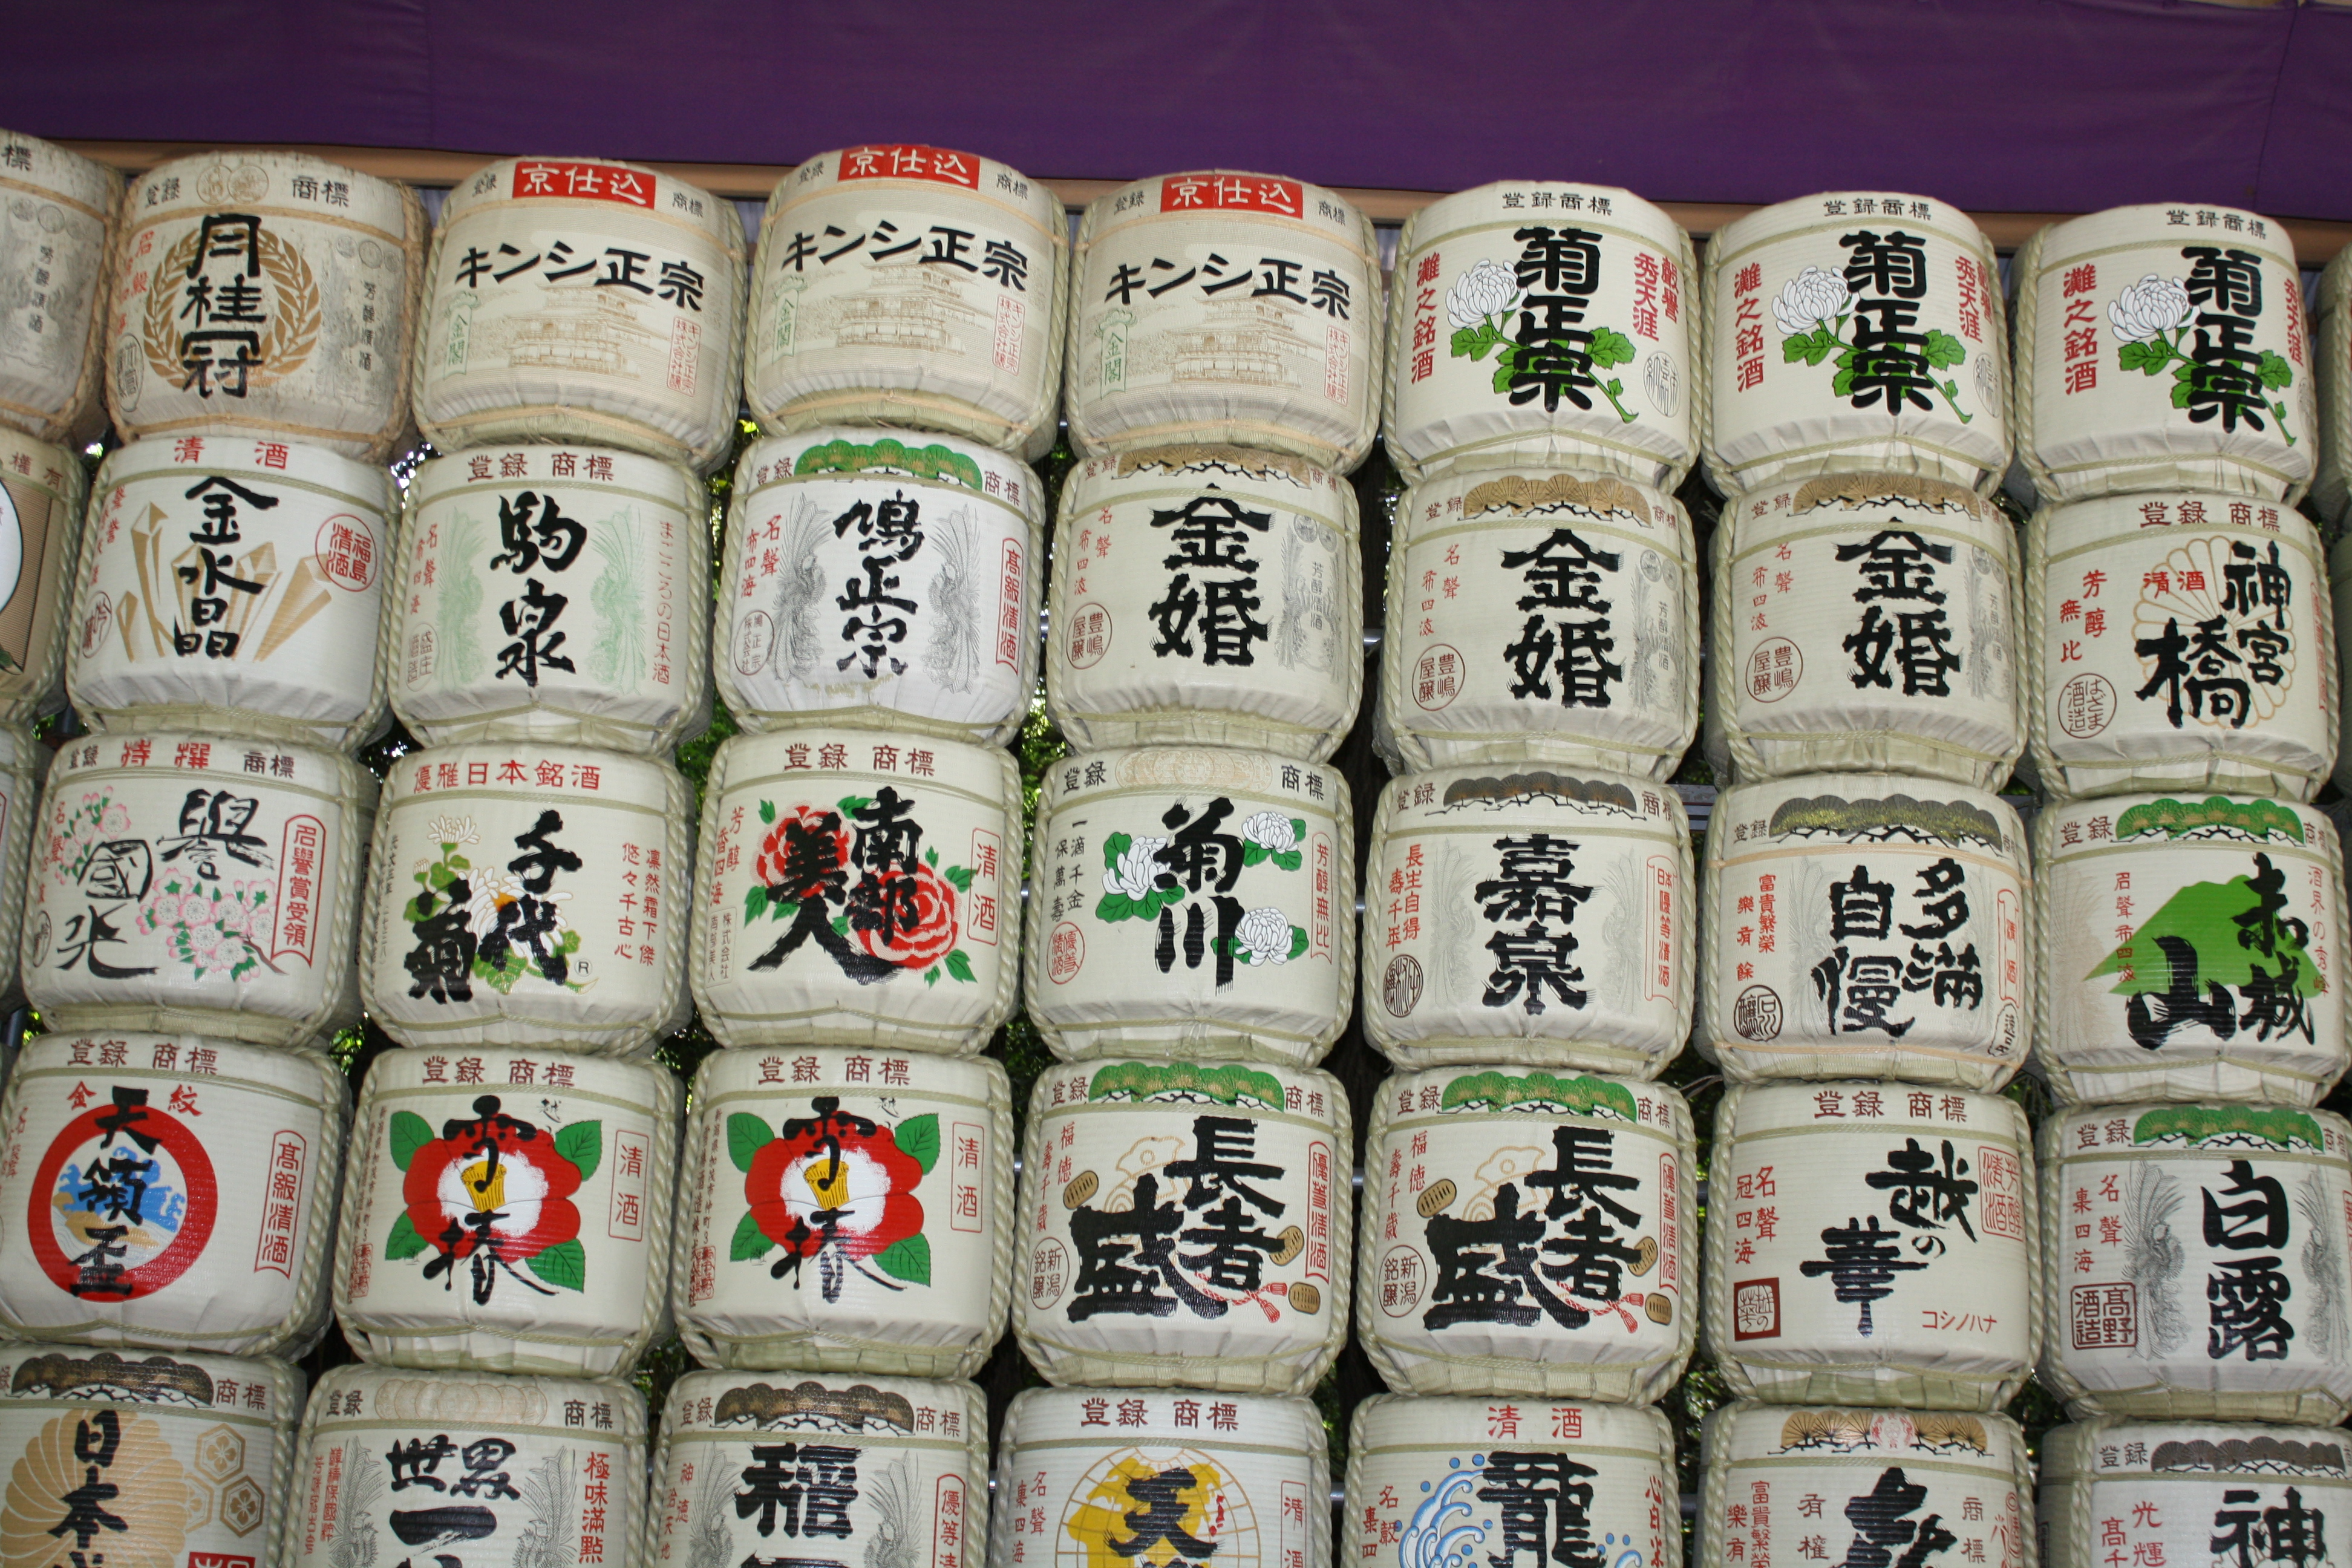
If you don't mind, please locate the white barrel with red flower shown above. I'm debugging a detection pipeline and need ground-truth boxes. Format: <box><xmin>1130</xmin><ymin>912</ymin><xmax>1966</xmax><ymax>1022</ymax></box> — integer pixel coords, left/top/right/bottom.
<box><xmin>692</xmin><ymin>730</ymin><xmax>1020</xmax><ymax>1054</ymax></box>
<box><xmin>105</xmin><ymin>152</ymin><xmax>426</xmax><ymax>463</ymax></box>
<box><xmin>0</xmin><ymin>424</ymin><xmax>90</xmax><ymax>725</ymax></box>
<box><xmin>333</xmin><ymin>1047</ymin><xmax>678</xmax><ymax>1375</ymax></box>
<box><xmin>0</xmin><ymin>725</ymin><xmax>44</xmax><ymax>1010</ymax></box>
<box><xmin>990</xmin><ymin>1387</ymin><xmax>1330</xmax><ymax>1568</ymax></box>
<box><xmin>416</xmin><ymin>157</ymin><xmax>746</xmax><ymax>472</ymax></box>
<box><xmin>0</xmin><ymin>1342</ymin><xmax>300</xmax><ymax>1568</ymax></box>
<box><xmin>1048</xmin><ymin>446</ymin><xmax>1361</xmax><ymax>759</ymax></box>
<box><xmin>1381</xmin><ymin>466</ymin><xmax>1697</xmax><ymax>780</ymax></box>
<box><xmin>22</xmin><ymin>731</ymin><xmax>371</xmax><ymax>1046</ymax></box>
<box><xmin>0</xmin><ymin>1033</ymin><xmax>346</xmax><ymax>1356</ymax></box>
<box><xmin>0</xmin><ymin>129</ymin><xmax>119</xmax><ymax>445</ymax></box>
<box><xmin>395</xmin><ymin>445</ymin><xmax>712</xmax><ymax>754</ymax></box>
<box><xmin>654</xmin><ymin>1371</ymin><xmax>988</xmax><ymax>1568</ymax></box>
<box><xmin>2039</xmin><ymin>1103</ymin><xmax>2352</xmax><ymax>1423</ymax></box>
<box><xmin>675</xmin><ymin>1045</ymin><xmax>1012</xmax><ymax>1378</ymax></box>
<box><xmin>1359</xmin><ymin>1066</ymin><xmax>1695</xmax><ymax>1402</ymax></box>
<box><xmin>1362</xmin><ymin>763</ymin><xmax>1692</xmax><ymax>1076</ymax></box>
<box><xmin>1702</xmin><ymin>191</ymin><xmax>2010</xmax><ymax>495</ymax></box>
<box><xmin>70</xmin><ymin>434</ymin><xmax>395</xmax><ymax>750</ymax></box>
<box><xmin>747</xmin><ymin>145</ymin><xmax>1069</xmax><ymax>461</ymax></box>
<box><xmin>1017</xmin><ymin>1057</ymin><xmax>1350</xmax><ymax>1393</ymax></box>
<box><xmin>359</xmin><ymin>743</ymin><xmax>692</xmax><ymax>1055</ymax></box>
<box><xmin>2016</xmin><ymin>205</ymin><xmax>2313</xmax><ymax>506</ymax></box>
<box><xmin>717</xmin><ymin>428</ymin><xmax>1042</xmax><ymax>745</ymax></box>
<box><xmin>2042</xmin><ymin>1418</ymin><xmax>2352</xmax><ymax>1568</ymax></box>
<box><xmin>283</xmin><ymin>1364</ymin><xmax>645</xmax><ymax>1568</ymax></box>
<box><xmin>1027</xmin><ymin>746</ymin><xmax>1355</xmax><ymax>1065</ymax></box>
<box><xmin>1385</xmin><ymin>181</ymin><xmax>1699</xmax><ymax>489</ymax></box>
<box><xmin>1708</xmin><ymin>476</ymin><xmax>2025</xmax><ymax>789</ymax></box>
<box><xmin>1067</xmin><ymin>171</ymin><xmax>1383</xmax><ymax>472</ymax></box>
<box><xmin>2024</xmin><ymin>493</ymin><xmax>2333</xmax><ymax>802</ymax></box>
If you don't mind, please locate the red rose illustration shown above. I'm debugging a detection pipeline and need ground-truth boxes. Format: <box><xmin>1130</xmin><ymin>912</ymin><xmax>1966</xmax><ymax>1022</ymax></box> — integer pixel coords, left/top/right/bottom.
<box><xmin>755</xmin><ymin>805</ymin><xmax>851</xmax><ymax>901</ymax></box>
<box><xmin>852</xmin><ymin>861</ymin><xmax>960</xmax><ymax>970</ymax></box>
<box><xmin>403</xmin><ymin>1096</ymin><xmax>583</xmax><ymax>1304</ymax></box>
<box><xmin>746</xmin><ymin>1099</ymin><xmax>924</xmax><ymax>1298</ymax></box>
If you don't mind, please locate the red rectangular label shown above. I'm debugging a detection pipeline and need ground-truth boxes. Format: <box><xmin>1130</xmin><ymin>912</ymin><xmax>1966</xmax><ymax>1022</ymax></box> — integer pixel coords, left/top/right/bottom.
<box><xmin>192</xmin><ymin>1553</ymin><xmax>257</xmax><ymax>1568</ymax></box>
<box><xmin>511</xmin><ymin>160</ymin><xmax>653</xmax><ymax>208</ymax></box>
<box><xmin>272</xmin><ymin>815</ymin><xmax>324</xmax><ymax>964</ymax></box>
<box><xmin>1160</xmin><ymin>174</ymin><xmax>1302</xmax><ymax>217</ymax></box>
<box><xmin>838</xmin><ymin>145</ymin><xmax>980</xmax><ymax>188</ymax></box>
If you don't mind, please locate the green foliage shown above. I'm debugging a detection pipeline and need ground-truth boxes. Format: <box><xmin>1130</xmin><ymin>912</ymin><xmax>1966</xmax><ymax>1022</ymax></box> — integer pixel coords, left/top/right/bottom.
<box><xmin>388</xmin><ymin>1111</ymin><xmax>434</xmax><ymax>1171</ymax></box>
<box><xmin>527</xmin><ymin>1238</ymin><xmax>586</xmax><ymax>1292</ymax></box>
<box><xmin>554</xmin><ymin>1120</ymin><xmax>603</xmax><ymax>1181</ymax></box>
<box><xmin>897</xmin><ymin>1113</ymin><xmax>941</xmax><ymax>1174</ymax></box>
<box><xmin>383</xmin><ymin>1210</ymin><xmax>428</xmax><ymax>1261</ymax></box>
<box><xmin>728</xmin><ymin>1113</ymin><xmax>771</xmax><ymax>1172</ymax></box>
<box><xmin>873</xmin><ymin>1233</ymin><xmax>931</xmax><ymax>1285</ymax></box>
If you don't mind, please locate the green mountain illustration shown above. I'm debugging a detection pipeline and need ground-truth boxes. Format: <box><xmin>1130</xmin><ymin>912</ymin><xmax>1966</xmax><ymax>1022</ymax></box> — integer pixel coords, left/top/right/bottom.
<box><xmin>2086</xmin><ymin>874</ymin><xmax>2324</xmax><ymax>998</ymax></box>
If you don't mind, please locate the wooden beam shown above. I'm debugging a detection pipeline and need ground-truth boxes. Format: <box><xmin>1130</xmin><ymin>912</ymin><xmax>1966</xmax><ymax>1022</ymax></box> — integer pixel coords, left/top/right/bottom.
<box><xmin>57</xmin><ymin>138</ymin><xmax>2352</xmax><ymax>266</ymax></box>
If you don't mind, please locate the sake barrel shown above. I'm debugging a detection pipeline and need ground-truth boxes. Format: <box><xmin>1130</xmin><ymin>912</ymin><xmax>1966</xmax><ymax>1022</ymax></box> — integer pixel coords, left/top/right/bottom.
<box><xmin>1068</xmin><ymin>171</ymin><xmax>1383</xmax><ymax>471</ymax></box>
<box><xmin>1018</xmin><ymin>1057</ymin><xmax>1349</xmax><ymax>1394</ymax></box>
<box><xmin>0</xmin><ymin>130</ymin><xmax>119</xmax><ymax>444</ymax></box>
<box><xmin>71</xmin><ymin>435</ymin><xmax>394</xmax><ymax>749</ymax></box>
<box><xmin>653</xmin><ymin>1371</ymin><xmax>988</xmax><ymax>1568</ymax></box>
<box><xmin>1385</xmin><ymin>181</ymin><xmax>1699</xmax><ymax>489</ymax></box>
<box><xmin>719</xmin><ymin>428</ymin><xmax>1042</xmax><ymax>745</ymax></box>
<box><xmin>2337</xmin><ymin>538</ymin><xmax>2352</xmax><ymax>797</ymax></box>
<box><xmin>396</xmin><ymin>444</ymin><xmax>712</xmax><ymax>753</ymax></box>
<box><xmin>106</xmin><ymin>152</ymin><xmax>426</xmax><ymax>462</ymax></box>
<box><xmin>1347</xmin><ymin>1397</ymin><xmax>1679</xmax><ymax>1568</ymax></box>
<box><xmin>1049</xmin><ymin>446</ymin><xmax>1361</xmax><ymax>758</ymax></box>
<box><xmin>1361</xmin><ymin>1067</ymin><xmax>1695</xmax><ymax>1402</ymax></box>
<box><xmin>0</xmin><ymin>727</ymin><xmax>44</xmax><ymax>1009</ymax></box>
<box><xmin>990</xmin><ymin>1387</ymin><xmax>1329</xmax><ymax>1568</ymax></box>
<box><xmin>2027</xmin><ymin>494</ymin><xmax>2333</xmax><ymax>800</ymax></box>
<box><xmin>1381</xmin><ymin>467</ymin><xmax>1697</xmax><ymax>779</ymax></box>
<box><xmin>2034</xmin><ymin>794</ymin><xmax>2348</xmax><ymax>1106</ymax></box>
<box><xmin>0</xmin><ymin>425</ymin><xmax>88</xmax><ymax>722</ymax></box>
<box><xmin>1698</xmin><ymin>1403</ymin><xmax>2034</xmax><ymax>1568</ymax></box>
<box><xmin>1702</xmin><ymin>191</ymin><xmax>2010</xmax><ymax>495</ymax></box>
<box><xmin>23</xmin><ymin>731</ymin><xmax>371</xmax><ymax>1045</ymax></box>
<box><xmin>748</xmin><ymin>143</ymin><xmax>1068</xmax><ymax>460</ymax></box>
<box><xmin>1362</xmin><ymin>766</ymin><xmax>1691</xmax><ymax>1076</ymax></box>
<box><xmin>2016</xmin><ymin>204</ymin><xmax>2313</xmax><ymax>505</ymax></box>
<box><xmin>2040</xmin><ymin>1103</ymin><xmax>2352</xmax><ymax>1422</ymax></box>
<box><xmin>1708</xmin><ymin>476</ymin><xmax>2024</xmax><ymax>788</ymax></box>
<box><xmin>360</xmin><ymin>743</ymin><xmax>692</xmax><ymax>1054</ymax></box>
<box><xmin>2041</xmin><ymin>1419</ymin><xmax>2352</xmax><ymax>1568</ymax></box>
<box><xmin>0</xmin><ymin>1033</ymin><xmax>345</xmax><ymax>1356</ymax></box>
<box><xmin>674</xmin><ymin>1046</ymin><xmax>1013</xmax><ymax>1378</ymax></box>
<box><xmin>1027</xmin><ymin>746</ymin><xmax>1355</xmax><ymax>1064</ymax></box>
<box><xmin>284</xmin><ymin>1366</ymin><xmax>645</xmax><ymax>1568</ymax></box>
<box><xmin>416</xmin><ymin>157</ymin><xmax>745</xmax><ymax>471</ymax></box>
<box><xmin>2316</xmin><ymin>244</ymin><xmax>2352</xmax><ymax>527</ymax></box>
<box><xmin>0</xmin><ymin>1344</ymin><xmax>300</xmax><ymax>1568</ymax></box>
<box><xmin>693</xmin><ymin>731</ymin><xmax>1019</xmax><ymax>1053</ymax></box>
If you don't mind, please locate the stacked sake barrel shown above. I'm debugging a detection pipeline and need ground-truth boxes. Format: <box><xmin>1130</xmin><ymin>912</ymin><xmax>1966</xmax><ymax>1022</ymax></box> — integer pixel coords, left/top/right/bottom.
<box><xmin>1688</xmin><ymin>190</ymin><xmax>2045</xmax><ymax>1566</ymax></box>
<box><xmin>2007</xmin><ymin>206</ymin><xmax>2352</xmax><ymax>1560</ymax></box>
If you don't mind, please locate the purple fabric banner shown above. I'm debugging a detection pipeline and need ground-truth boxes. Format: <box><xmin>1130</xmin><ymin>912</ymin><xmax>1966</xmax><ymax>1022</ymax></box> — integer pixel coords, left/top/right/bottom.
<box><xmin>8</xmin><ymin>0</ymin><xmax>2349</xmax><ymax>221</ymax></box>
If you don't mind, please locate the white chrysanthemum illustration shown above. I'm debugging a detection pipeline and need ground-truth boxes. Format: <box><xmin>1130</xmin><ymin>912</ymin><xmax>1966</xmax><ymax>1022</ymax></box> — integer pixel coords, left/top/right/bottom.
<box><xmin>466</xmin><ymin>866</ymin><xmax>572</xmax><ymax>933</ymax></box>
<box><xmin>1234</xmin><ymin>905</ymin><xmax>1294</xmax><ymax>965</ymax></box>
<box><xmin>1240</xmin><ymin>811</ymin><xmax>1296</xmax><ymax>853</ymax></box>
<box><xmin>1103</xmin><ymin>834</ymin><xmax>1168</xmax><ymax>899</ymax></box>
<box><xmin>2108</xmin><ymin>274</ymin><xmax>2192</xmax><ymax>343</ymax></box>
<box><xmin>425</xmin><ymin>814</ymin><xmax>481</xmax><ymax>846</ymax></box>
<box><xmin>1445</xmin><ymin>258</ymin><xmax>1522</xmax><ymax>330</ymax></box>
<box><xmin>1772</xmin><ymin>266</ymin><xmax>1852</xmax><ymax>335</ymax></box>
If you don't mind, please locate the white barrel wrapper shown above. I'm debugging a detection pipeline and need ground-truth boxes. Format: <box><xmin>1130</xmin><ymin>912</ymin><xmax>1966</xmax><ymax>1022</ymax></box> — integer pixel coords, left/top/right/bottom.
<box><xmin>1708</xmin><ymin>475</ymin><xmax>2024</xmax><ymax>788</ymax></box>
<box><xmin>1050</xmin><ymin>446</ymin><xmax>1361</xmax><ymax>759</ymax></box>
<box><xmin>718</xmin><ymin>428</ymin><xmax>1042</xmax><ymax>745</ymax></box>
<box><xmin>334</xmin><ymin>1047</ymin><xmax>678</xmax><ymax>1375</ymax></box>
<box><xmin>674</xmin><ymin>1045</ymin><xmax>1013</xmax><ymax>1379</ymax></box>
<box><xmin>2034</xmin><ymin>793</ymin><xmax>2347</xmax><ymax>1107</ymax></box>
<box><xmin>2315</xmin><ymin>244</ymin><xmax>2352</xmax><ymax>528</ymax></box>
<box><xmin>1382</xmin><ymin>467</ymin><xmax>1697</xmax><ymax>779</ymax></box>
<box><xmin>1027</xmin><ymin>746</ymin><xmax>1355</xmax><ymax>1064</ymax></box>
<box><xmin>1068</xmin><ymin>170</ymin><xmax>1383</xmax><ymax>471</ymax></box>
<box><xmin>24</xmin><ymin>730</ymin><xmax>371</xmax><ymax>1045</ymax></box>
<box><xmin>361</xmin><ymin>743</ymin><xmax>692</xmax><ymax>1054</ymax></box>
<box><xmin>105</xmin><ymin>152</ymin><xmax>425</xmax><ymax>462</ymax></box>
<box><xmin>73</xmin><ymin>434</ymin><xmax>394</xmax><ymax>749</ymax></box>
<box><xmin>0</xmin><ymin>725</ymin><xmax>43</xmax><ymax>1007</ymax></box>
<box><xmin>0</xmin><ymin>425</ymin><xmax>88</xmax><ymax>724</ymax></box>
<box><xmin>0</xmin><ymin>128</ymin><xmax>119</xmax><ymax>444</ymax></box>
<box><xmin>395</xmin><ymin>444</ymin><xmax>712</xmax><ymax>754</ymax></box>
<box><xmin>1018</xmin><ymin>1057</ymin><xmax>1350</xmax><ymax>1394</ymax></box>
<box><xmin>1385</xmin><ymin>181</ymin><xmax>1699</xmax><ymax>489</ymax></box>
<box><xmin>1360</xmin><ymin>1067</ymin><xmax>1695</xmax><ymax>1402</ymax></box>
<box><xmin>0</xmin><ymin>1033</ymin><xmax>345</xmax><ymax>1357</ymax></box>
<box><xmin>2040</xmin><ymin>1419</ymin><xmax>2352</xmax><ymax>1568</ymax></box>
<box><xmin>1700</xmin><ymin>775</ymin><xmax>2032</xmax><ymax>1088</ymax></box>
<box><xmin>748</xmin><ymin>143</ymin><xmax>1069</xmax><ymax>461</ymax></box>
<box><xmin>693</xmin><ymin>730</ymin><xmax>1021</xmax><ymax>1053</ymax></box>
<box><xmin>416</xmin><ymin>156</ymin><xmax>746</xmax><ymax>472</ymax></box>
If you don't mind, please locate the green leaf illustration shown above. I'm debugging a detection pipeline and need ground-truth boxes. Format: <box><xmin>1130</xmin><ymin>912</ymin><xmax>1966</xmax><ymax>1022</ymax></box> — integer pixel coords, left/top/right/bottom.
<box><xmin>1923</xmin><ymin>329</ymin><xmax>1966</xmax><ymax>369</ymax></box>
<box><xmin>874</xmin><ymin>1233</ymin><xmax>932</xmax><ymax>1286</ymax></box>
<box><xmin>728</xmin><ymin>1113</ymin><xmax>772</xmax><ymax>1173</ymax></box>
<box><xmin>1272</xmin><ymin>849</ymin><xmax>1302</xmax><ymax>872</ymax></box>
<box><xmin>388</xmin><ymin>1111</ymin><xmax>435</xmax><ymax>1172</ymax></box>
<box><xmin>527</xmin><ymin>1238</ymin><xmax>586</xmax><ymax>1293</ymax></box>
<box><xmin>925</xmin><ymin>846</ymin><xmax>938</xmax><ymax>866</ymax></box>
<box><xmin>1289</xmin><ymin>818</ymin><xmax>1306</xmax><ymax>838</ymax></box>
<box><xmin>730</xmin><ymin>1209</ymin><xmax>773</xmax><ymax>1261</ymax></box>
<box><xmin>2259</xmin><ymin>350</ymin><xmax>2295</xmax><ymax>391</ymax></box>
<box><xmin>835</xmin><ymin>794</ymin><xmax>872</xmax><ymax>817</ymax></box>
<box><xmin>1287</xmin><ymin>925</ymin><xmax>1310</xmax><ymax>960</ymax></box>
<box><xmin>944</xmin><ymin>864</ymin><xmax>975</xmax><ymax>892</ymax></box>
<box><xmin>555</xmin><ymin>1120</ymin><xmax>603</xmax><ymax>1182</ymax></box>
<box><xmin>758</xmin><ymin>800</ymin><xmax>777</xmax><ymax>823</ymax></box>
<box><xmin>924</xmin><ymin>965</ymin><xmax>939</xmax><ymax>986</ymax></box>
<box><xmin>831</xmin><ymin>915</ymin><xmax>850</xmax><ymax>934</ymax></box>
<box><xmin>384</xmin><ymin>1210</ymin><xmax>428</xmax><ymax>1260</ymax></box>
<box><xmin>1492</xmin><ymin>359</ymin><xmax>1517</xmax><ymax>395</ymax></box>
<box><xmin>1240</xmin><ymin>842</ymin><xmax>1269</xmax><ymax>867</ymax></box>
<box><xmin>2118</xmin><ymin>339</ymin><xmax>2171</xmax><ymax>375</ymax></box>
<box><xmin>897</xmin><ymin>1113</ymin><xmax>941</xmax><ymax>1174</ymax></box>
<box><xmin>2172</xmin><ymin>374</ymin><xmax>2197</xmax><ymax>410</ymax></box>
<box><xmin>743</xmin><ymin>884</ymin><xmax>769</xmax><ymax>924</ymax></box>
<box><xmin>428</xmin><ymin>861</ymin><xmax>455</xmax><ymax>889</ymax></box>
<box><xmin>1096</xmin><ymin>891</ymin><xmax>1136</xmax><ymax>923</ymax></box>
<box><xmin>1102</xmin><ymin>831</ymin><xmax>1132</xmax><ymax>872</ymax></box>
<box><xmin>1587</xmin><ymin>327</ymin><xmax>1635</xmax><ymax>368</ymax></box>
<box><xmin>946</xmin><ymin>949</ymin><xmax>976</xmax><ymax>983</ymax></box>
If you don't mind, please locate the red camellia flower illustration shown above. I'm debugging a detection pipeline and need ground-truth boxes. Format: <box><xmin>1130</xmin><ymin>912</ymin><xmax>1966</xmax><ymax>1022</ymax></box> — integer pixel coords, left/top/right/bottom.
<box><xmin>755</xmin><ymin>805</ymin><xmax>851</xmax><ymax>900</ymax></box>
<box><xmin>745</xmin><ymin>1097</ymin><xmax>925</xmax><ymax>1301</ymax></box>
<box><xmin>400</xmin><ymin>1096</ymin><xmax>585</xmax><ymax>1304</ymax></box>
<box><xmin>852</xmin><ymin>861</ymin><xmax>959</xmax><ymax>970</ymax></box>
